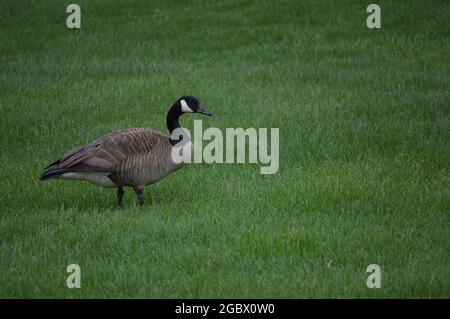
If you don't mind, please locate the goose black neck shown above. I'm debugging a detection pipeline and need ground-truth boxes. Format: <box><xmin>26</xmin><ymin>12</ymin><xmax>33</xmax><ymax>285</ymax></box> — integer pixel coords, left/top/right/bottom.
<box><xmin>166</xmin><ymin>103</ymin><xmax>183</xmax><ymax>146</ymax></box>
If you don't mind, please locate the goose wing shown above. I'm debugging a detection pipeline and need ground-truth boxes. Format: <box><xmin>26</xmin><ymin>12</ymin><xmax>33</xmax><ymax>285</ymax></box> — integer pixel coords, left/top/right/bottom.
<box><xmin>40</xmin><ymin>128</ymin><xmax>167</xmax><ymax>179</ymax></box>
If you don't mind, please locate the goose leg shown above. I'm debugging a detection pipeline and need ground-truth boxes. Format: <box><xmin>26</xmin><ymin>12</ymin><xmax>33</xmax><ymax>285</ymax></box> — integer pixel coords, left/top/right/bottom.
<box><xmin>117</xmin><ymin>187</ymin><xmax>124</xmax><ymax>207</ymax></box>
<box><xmin>133</xmin><ymin>186</ymin><xmax>144</xmax><ymax>206</ymax></box>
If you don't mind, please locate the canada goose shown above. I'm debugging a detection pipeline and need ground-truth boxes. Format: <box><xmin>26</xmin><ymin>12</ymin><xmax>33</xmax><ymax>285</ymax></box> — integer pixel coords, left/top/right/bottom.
<box><xmin>39</xmin><ymin>96</ymin><xmax>212</xmax><ymax>207</ymax></box>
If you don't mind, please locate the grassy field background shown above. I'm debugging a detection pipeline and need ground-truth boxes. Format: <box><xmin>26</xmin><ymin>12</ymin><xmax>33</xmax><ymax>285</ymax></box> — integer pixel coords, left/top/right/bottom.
<box><xmin>0</xmin><ymin>0</ymin><xmax>449</xmax><ymax>298</ymax></box>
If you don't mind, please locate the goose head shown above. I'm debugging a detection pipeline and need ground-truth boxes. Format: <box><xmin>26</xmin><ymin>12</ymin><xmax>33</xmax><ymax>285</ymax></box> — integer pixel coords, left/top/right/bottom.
<box><xmin>167</xmin><ymin>96</ymin><xmax>212</xmax><ymax>142</ymax></box>
<box><xmin>177</xmin><ymin>96</ymin><xmax>212</xmax><ymax>116</ymax></box>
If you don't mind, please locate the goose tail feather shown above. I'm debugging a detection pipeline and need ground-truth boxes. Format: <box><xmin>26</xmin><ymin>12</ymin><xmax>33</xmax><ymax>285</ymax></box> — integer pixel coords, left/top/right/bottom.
<box><xmin>39</xmin><ymin>165</ymin><xmax>70</xmax><ymax>181</ymax></box>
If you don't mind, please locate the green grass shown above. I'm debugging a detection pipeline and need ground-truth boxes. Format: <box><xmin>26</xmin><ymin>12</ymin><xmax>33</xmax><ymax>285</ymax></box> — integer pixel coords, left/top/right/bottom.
<box><xmin>0</xmin><ymin>0</ymin><xmax>449</xmax><ymax>298</ymax></box>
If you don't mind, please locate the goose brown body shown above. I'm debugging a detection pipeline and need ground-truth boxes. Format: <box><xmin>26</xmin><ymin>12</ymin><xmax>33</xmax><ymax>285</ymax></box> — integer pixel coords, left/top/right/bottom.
<box><xmin>40</xmin><ymin>128</ymin><xmax>183</xmax><ymax>188</ymax></box>
<box><xmin>108</xmin><ymin>128</ymin><xmax>184</xmax><ymax>187</ymax></box>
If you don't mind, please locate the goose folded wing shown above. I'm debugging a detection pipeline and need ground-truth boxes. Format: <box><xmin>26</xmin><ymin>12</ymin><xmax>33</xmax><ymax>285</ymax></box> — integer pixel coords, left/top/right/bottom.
<box><xmin>53</xmin><ymin>128</ymin><xmax>163</xmax><ymax>173</ymax></box>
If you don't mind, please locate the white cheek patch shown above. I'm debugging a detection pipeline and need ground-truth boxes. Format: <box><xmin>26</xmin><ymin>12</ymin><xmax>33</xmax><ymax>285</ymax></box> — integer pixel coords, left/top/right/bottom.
<box><xmin>180</xmin><ymin>99</ymin><xmax>193</xmax><ymax>113</ymax></box>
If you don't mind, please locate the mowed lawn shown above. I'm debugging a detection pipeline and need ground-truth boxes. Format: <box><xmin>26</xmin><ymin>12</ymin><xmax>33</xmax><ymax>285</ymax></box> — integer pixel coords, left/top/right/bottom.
<box><xmin>0</xmin><ymin>0</ymin><xmax>449</xmax><ymax>298</ymax></box>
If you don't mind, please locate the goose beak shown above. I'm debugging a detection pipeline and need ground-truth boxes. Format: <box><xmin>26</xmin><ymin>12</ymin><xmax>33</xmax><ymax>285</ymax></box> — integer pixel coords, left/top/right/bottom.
<box><xmin>197</xmin><ymin>106</ymin><xmax>212</xmax><ymax>116</ymax></box>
